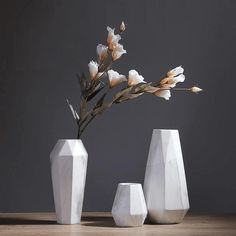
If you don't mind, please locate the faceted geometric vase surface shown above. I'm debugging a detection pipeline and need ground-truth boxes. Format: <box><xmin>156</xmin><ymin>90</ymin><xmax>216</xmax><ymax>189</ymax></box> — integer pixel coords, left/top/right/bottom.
<box><xmin>112</xmin><ymin>183</ymin><xmax>147</xmax><ymax>227</ymax></box>
<box><xmin>144</xmin><ymin>129</ymin><xmax>189</xmax><ymax>224</ymax></box>
<box><xmin>50</xmin><ymin>139</ymin><xmax>88</xmax><ymax>224</ymax></box>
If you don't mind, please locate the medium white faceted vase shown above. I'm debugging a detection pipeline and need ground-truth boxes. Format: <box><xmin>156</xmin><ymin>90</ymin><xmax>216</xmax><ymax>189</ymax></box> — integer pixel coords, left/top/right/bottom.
<box><xmin>112</xmin><ymin>183</ymin><xmax>147</xmax><ymax>227</ymax></box>
<box><xmin>50</xmin><ymin>139</ymin><xmax>88</xmax><ymax>224</ymax></box>
<box><xmin>144</xmin><ymin>129</ymin><xmax>189</xmax><ymax>224</ymax></box>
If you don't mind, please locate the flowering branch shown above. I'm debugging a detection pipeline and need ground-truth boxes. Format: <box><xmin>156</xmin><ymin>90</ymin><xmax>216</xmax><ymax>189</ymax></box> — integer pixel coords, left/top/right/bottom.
<box><xmin>67</xmin><ymin>22</ymin><xmax>202</xmax><ymax>139</ymax></box>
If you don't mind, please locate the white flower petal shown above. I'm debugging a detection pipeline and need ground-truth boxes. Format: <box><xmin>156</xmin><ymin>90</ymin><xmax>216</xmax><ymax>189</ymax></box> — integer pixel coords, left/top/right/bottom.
<box><xmin>167</xmin><ymin>66</ymin><xmax>184</xmax><ymax>77</ymax></box>
<box><xmin>169</xmin><ymin>74</ymin><xmax>186</xmax><ymax>87</ymax></box>
<box><xmin>155</xmin><ymin>89</ymin><xmax>171</xmax><ymax>100</ymax></box>
<box><xmin>97</xmin><ymin>44</ymin><xmax>108</xmax><ymax>61</ymax></box>
<box><xmin>112</xmin><ymin>43</ymin><xmax>127</xmax><ymax>60</ymax></box>
<box><xmin>173</xmin><ymin>74</ymin><xmax>185</xmax><ymax>83</ymax></box>
<box><xmin>108</xmin><ymin>69</ymin><xmax>126</xmax><ymax>87</ymax></box>
<box><xmin>88</xmin><ymin>60</ymin><xmax>98</xmax><ymax>79</ymax></box>
<box><xmin>128</xmin><ymin>70</ymin><xmax>146</xmax><ymax>86</ymax></box>
<box><xmin>107</xmin><ymin>26</ymin><xmax>121</xmax><ymax>49</ymax></box>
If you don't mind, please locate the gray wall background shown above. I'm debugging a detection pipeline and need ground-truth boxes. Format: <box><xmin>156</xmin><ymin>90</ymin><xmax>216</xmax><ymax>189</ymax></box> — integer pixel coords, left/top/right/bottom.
<box><xmin>0</xmin><ymin>0</ymin><xmax>236</xmax><ymax>213</ymax></box>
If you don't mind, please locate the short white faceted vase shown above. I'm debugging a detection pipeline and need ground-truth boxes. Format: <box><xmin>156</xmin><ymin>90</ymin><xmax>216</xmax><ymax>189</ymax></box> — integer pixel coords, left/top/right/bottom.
<box><xmin>144</xmin><ymin>129</ymin><xmax>189</xmax><ymax>224</ymax></box>
<box><xmin>50</xmin><ymin>139</ymin><xmax>88</xmax><ymax>224</ymax></box>
<box><xmin>112</xmin><ymin>183</ymin><xmax>147</xmax><ymax>227</ymax></box>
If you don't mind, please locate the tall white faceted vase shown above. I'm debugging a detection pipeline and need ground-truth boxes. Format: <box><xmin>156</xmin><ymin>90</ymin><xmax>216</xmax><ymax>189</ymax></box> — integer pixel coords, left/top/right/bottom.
<box><xmin>144</xmin><ymin>129</ymin><xmax>189</xmax><ymax>224</ymax></box>
<box><xmin>112</xmin><ymin>183</ymin><xmax>147</xmax><ymax>227</ymax></box>
<box><xmin>50</xmin><ymin>139</ymin><xmax>88</xmax><ymax>224</ymax></box>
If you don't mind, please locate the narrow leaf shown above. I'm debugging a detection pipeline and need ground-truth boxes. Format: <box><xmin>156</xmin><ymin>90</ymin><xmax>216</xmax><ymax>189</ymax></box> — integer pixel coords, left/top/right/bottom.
<box><xmin>79</xmin><ymin>98</ymin><xmax>87</xmax><ymax>120</ymax></box>
<box><xmin>113</xmin><ymin>86</ymin><xmax>132</xmax><ymax>102</ymax></box>
<box><xmin>77</xmin><ymin>73</ymin><xmax>88</xmax><ymax>98</ymax></box>
<box><xmin>66</xmin><ymin>99</ymin><xmax>80</xmax><ymax>122</ymax></box>
<box><xmin>92</xmin><ymin>102</ymin><xmax>112</xmax><ymax>116</ymax></box>
<box><xmin>87</xmin><ymin>84</ymin><xmax>105</xmax><ymax>101</ymax></box>
<box><xmin>115</xmin><ymin>93</ymin><xmax>142</xmax><ymax>103</ymax></box>
<box><xmin>94</xmin><ymin>93</ymin><xmax>107</xmax><ymax>109</ymax></box>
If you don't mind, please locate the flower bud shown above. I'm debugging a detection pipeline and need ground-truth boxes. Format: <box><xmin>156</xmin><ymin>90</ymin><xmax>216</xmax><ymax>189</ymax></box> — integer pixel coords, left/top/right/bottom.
<box><xmin>120</xmin><ymin>21</ymin><xmax>125</xmax><ymax>32</ymax></box>
<box><xmin>191</xmin><ymin>86</ymin><xmax>203</xmax><ymax>93</ymax></box>
<box><xmin>88</xmin><ymin>61</ymin><xmax>99</xmax><ymax>79</ymax></box>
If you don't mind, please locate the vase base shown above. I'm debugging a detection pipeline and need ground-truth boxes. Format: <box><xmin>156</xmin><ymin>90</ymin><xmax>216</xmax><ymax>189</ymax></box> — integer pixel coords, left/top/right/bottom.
<box><xmin>56</xmin><ymin>220</ymin><xmax>81</xmax><ymax>225</ymax></box>
<box><xmin>56</xmin><ymin>213</ymin><xmax>81</xmax><ymax>225</ymax></box>
<box><xmin>113</xmin><ymin>214</ymin><xmax>146</xmax><ymax>227</ymax></box>
<box><xmin>148</xmin><ymin>209</ymin><xmax>189</xmax><ymax>224</ymax></box>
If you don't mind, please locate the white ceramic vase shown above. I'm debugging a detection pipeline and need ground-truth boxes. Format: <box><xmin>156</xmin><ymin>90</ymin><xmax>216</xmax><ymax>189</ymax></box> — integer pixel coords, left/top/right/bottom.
<box><xmin>50</xmin><ymin>139</ymin><xmax>88</xmax><ymax>224</ymax></box>
<box><xmin>144</xmin><ymin>129</ymin><xmax>189</xmax><ymax>224</ymax></box>
<box><xmin>112</xmin><ymin>183</ymin><xmax>147</xmax><ymax>227</ymax></box>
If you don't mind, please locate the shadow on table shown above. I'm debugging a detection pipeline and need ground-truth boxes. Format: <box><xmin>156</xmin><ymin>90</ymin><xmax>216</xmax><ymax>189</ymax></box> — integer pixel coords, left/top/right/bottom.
<box><xmin>0</xmin><ymin>216</ymin><xmax>114</xmax><ymax>226</ymax></box>
<box><xmin>82</xmin><ymin>215</ymin><xmax>116</xmax><ymax>228</ymax></box>
<box><xmin>82</xmin><ymin>216</ymin><xmax>170</xmax><ymax>227</ymax></box>
<box><xmin>0</xmin><ymin>216</ymin><xmax>159</xmax><ymax>227</ymax></box>
<box><xmin>0</xmin><ymin>217</ymin><xmax>56</xmax><ymax>225</ymax></box>
<box><xmin>83</xmin><ymin>221</ymin><xmax>116</xmax><ymax>228</ymax></box>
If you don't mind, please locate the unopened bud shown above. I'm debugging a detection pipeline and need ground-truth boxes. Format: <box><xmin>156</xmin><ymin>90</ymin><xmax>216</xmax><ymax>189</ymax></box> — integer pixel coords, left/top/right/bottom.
<box><xmin>120</xmin><ymin>21</ymin><xmax>125</xmax><ymax>32</ymax></box>
<box><xmin>191</xmin><ymin>86</ymin><xmax>203</xmax><ymax>93</ymax></box>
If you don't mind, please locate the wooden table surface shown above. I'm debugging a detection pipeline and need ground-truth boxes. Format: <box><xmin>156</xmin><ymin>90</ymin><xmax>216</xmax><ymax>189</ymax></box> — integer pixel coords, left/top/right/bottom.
<box><xmin>0</xmin><ymin>212</ymin><xmax>236</xmax><ymax>236</ymax></box>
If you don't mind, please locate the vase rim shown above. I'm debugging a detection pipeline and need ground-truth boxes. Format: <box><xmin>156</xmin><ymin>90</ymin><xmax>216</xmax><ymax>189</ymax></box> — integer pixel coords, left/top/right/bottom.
<box><xmin>153</xmin><ymin>129</ymin><xmax>178</xmax><ymax>131</ymax></box>
<box><xmin>119</xmin><ymin>183</ymin><xmax>141</xmax><ymax>186</ymax></box>
<box><xmin>57</xmin><ymin>139</ymin><xmax>83</xmax><ymax>141</ymax></box>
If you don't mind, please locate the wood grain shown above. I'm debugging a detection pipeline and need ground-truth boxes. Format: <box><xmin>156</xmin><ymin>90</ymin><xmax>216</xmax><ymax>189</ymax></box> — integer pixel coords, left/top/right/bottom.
<box><xmin>0</xmin><ymin>212</ymin><xmax>235</xmax><ymax>236</ymax></box>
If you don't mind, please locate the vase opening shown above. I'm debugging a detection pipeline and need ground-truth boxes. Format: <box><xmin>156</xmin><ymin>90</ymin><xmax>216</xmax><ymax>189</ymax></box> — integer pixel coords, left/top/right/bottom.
<box><xmin>119</xmin><ymin>183</ymin><xmax>140</xmax><ymax>186</ymax></box>
<box><xmin>153</xmin><ymin>129</ymin><xmax>178</xmax><ymax>132</ymax></box>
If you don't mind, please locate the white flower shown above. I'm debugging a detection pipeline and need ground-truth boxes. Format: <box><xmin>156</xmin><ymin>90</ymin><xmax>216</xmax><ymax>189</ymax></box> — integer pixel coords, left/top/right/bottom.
<box><xmin>106</xmin><ymin>26</ymin><xmax>127</xmax><ymax>60</ymax></box>
<box><xmin>88</xmin><ymin>60</ymin><xmax>98</xmax><ymax>79</ymax></box>
<box><xmin>191</xmin><ymin>86</ymin><xmax>203</xmax><ymax>93</ymax></box>
<box><xmin>169</xmin><ymin>74</ymin><xmax>185</xmax><ymax>88</ymax></box>
<box><xmin>120</xmin><ymin>21</ymin><xmax>125</xmax><ymax>32</ymax></box>
<box><xmin>112</xmin><ymin>43</ymin><xmax>127</xmax><ymax>61</ymax></box>
<box><xmin>107</xmin><ymin>70</ymin><xmax>127</xmax><ymax>88</ymax></box>
<box><xmin>173</xmin><ymin>74</ymin><xmax>185</xmax><ymax>83</ymax></box>
<box><xmin>97</xmin><ymin>44</ymin><xmax>108</xmax><ymax>62</ymax></box>
<box><xmin>154</xmin><ymin>89</ymin><xmax>171</xmax><ymax>100</ymax></box>
<box><xmin>107</xmin><ymin>26</ymin><xmax>121</xmax><ymax>50</ymax></box>
<box><xmin>161</xmin><ymin>66</ymin><xmax>185</xmax><ymax>88</ymax></box>
<box><xmin>128</xmin><ymin>70</ymin><xmax>146</xmax><ymax>86</ymax></box>
<box><xmin>167</xmin><ymin>66</ymin><xmax>184</xmax><ymax>77</ymax></box>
